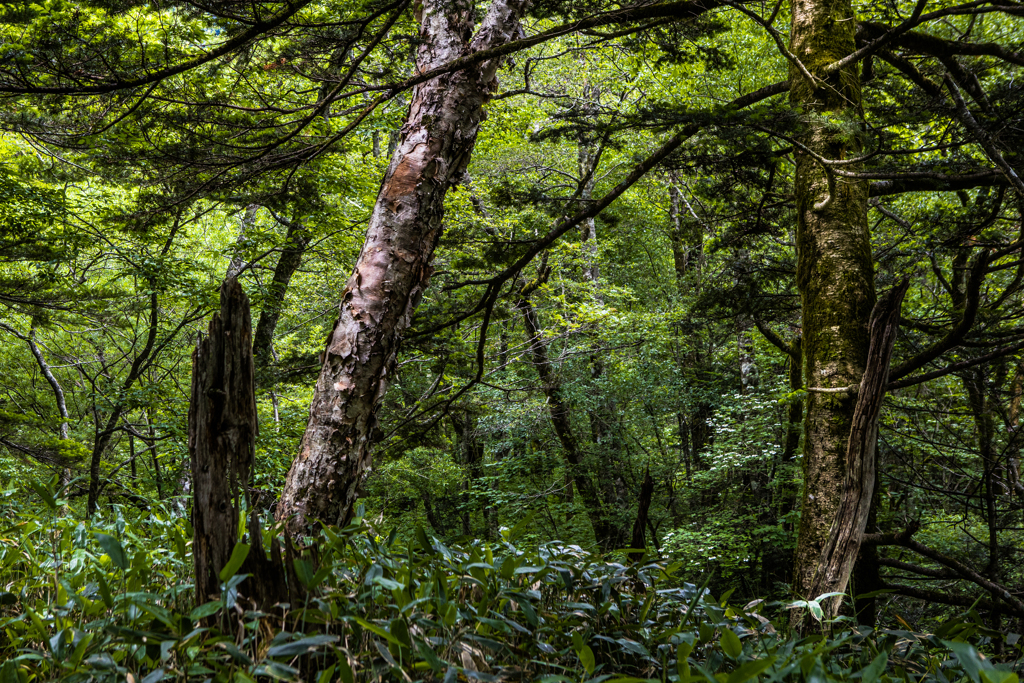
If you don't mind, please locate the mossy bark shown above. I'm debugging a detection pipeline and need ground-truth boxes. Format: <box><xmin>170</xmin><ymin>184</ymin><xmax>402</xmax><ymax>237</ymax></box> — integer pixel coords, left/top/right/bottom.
<box><xmin>789</xmin><ymin>0</ymin><xmax>877</xmax><ymax>601</ymax></box>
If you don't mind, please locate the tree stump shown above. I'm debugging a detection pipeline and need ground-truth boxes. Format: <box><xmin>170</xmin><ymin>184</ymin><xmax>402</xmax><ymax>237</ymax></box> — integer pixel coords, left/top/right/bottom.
<box><xmin>189</xmin><ymin>277</ymin><xmax>297</xmax><ymax>611</ymax></box>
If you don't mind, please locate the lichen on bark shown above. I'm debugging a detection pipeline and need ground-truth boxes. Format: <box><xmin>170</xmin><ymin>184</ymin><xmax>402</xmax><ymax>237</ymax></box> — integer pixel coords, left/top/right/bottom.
<box><xmin>788</xmin><ymin>0</ymin><xmax>877</xmax><ymax>604</ymax></box>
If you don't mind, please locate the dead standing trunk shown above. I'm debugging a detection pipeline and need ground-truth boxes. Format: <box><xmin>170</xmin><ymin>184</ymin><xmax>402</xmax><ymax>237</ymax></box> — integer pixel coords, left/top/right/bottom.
<box><xmin>189</xmin><ymin>278</ymin><xmax>260</xmax><ymax>604</ymax></box>
<box><xmin>628</xmin><ymin>469</ymin><xmax>655</xmax><ymax>562</ymax></box>
<box><xmin>789</xmin><ymin>0</ymin><xmax>877</xmax><ymax>606</ymax></box>
<box><xmin>801</xmin><ymin>281</ymin><xmax>907</xmax><ymax>620</ymax></box>
<box><xmin>276</xmin><ymin>0</ymin><xmax>530</xmax><ymax>532</ymax></box>
<box><xmin>190</xmin><ymin>278</ymin><xmax>296</xmax><ymax>609</ymax></box>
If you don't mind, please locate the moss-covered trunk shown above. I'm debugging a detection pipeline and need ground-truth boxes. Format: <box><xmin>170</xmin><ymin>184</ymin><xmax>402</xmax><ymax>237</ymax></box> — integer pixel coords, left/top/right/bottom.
<box><xmin>789</xmin><ymin>0</ymin><xmax>877</xmax><ymax>602</ymax></box>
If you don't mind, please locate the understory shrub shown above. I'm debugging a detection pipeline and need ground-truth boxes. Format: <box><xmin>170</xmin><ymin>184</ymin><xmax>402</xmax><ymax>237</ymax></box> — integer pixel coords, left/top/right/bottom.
<box><xmin>1</xmin><ymin>480</ymin><xmax>1021</xmax><ymax>682</ymax></box>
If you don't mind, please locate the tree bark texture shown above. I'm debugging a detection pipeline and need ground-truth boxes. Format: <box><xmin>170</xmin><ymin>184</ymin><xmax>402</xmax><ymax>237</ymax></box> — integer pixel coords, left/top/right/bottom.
<box><xmin>668</xmin><ymin>177</ymin><xmax>702</xmax><ymax>291</ymax></box>
<box><xmin>189</xmin><ymin>278</ymin><xmax>259</xmax><ymax>604</ymax></box>
<box><xmin>801</xmin><ymin>281</ymin><xmax>907</xmax><ymax>620</ymax></box>
<box><xmin>276</xmin><ymin>0</ymin><xmax>529</xmax><ymax>532</ymax></box>
<box><xmin>253</xmin><ymin>215</ymin><xmax>310</xmax><ymax>384</ymax></box>
<box><xmin>789</xmin><ymin>0</ymin><xmax>878</xmax><ymax>600</ymax></box>
<box><xmin>578</xmin><ymin>84</ymin><xmax>601</xmax><ymax>287</ymax></box>
<box><xmin>189</xmin><ymin>278</ymin><xmax>298</xmax><ymax>609</ymax></box>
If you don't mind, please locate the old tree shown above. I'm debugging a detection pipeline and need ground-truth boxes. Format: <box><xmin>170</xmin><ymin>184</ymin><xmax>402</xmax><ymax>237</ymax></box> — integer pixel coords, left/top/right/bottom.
<box><xmin>1</xmin><ymin>0</ymin><xmax>1024</xmax><ymax>656</ymax></box>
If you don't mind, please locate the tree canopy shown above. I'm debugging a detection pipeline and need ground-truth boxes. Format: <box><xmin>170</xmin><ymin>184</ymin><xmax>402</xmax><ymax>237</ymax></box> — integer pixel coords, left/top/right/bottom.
<box><xmin>1</xmin><ymin>0</ymin><xmax>1023</xmax><ymax>677</ymax></box>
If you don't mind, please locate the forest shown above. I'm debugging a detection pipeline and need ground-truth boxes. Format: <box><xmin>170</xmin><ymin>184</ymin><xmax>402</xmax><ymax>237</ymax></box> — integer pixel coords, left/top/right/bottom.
<box><xmin>0</xmin><ymin>0</ymin><xmax>1023</xmax><ymax>679</ymax></box>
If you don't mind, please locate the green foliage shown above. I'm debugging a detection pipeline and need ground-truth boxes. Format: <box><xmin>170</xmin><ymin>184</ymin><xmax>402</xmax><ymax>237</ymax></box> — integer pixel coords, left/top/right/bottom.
<box><xmin>1</xmin><ymin>482</ymin><xmax>1021</xmax><ymax>681</ymax></box>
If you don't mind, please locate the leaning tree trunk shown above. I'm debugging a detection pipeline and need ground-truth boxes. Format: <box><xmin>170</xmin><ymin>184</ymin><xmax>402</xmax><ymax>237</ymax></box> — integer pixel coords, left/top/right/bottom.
<box><xmin>801</xmin><ymin>281</ymin><xmax>907</xmax><ymax>621</ymax></box>
<box><xmin>276</xmin><ymin>0</ymin><xmax>529</xmax><ymax>533</ymax></box>
<box><xmin>253</xmin><ymin>213</ymin><xmax>310</xmax><ymax>384</ymax></box>
<box><xmin>516</xmin><ymin>290</ymin><xmax>620</xmax><ymax>550</ymax></box>
<box><xmin>789</xmin><ymin>0</ymin><xmax>878</xmax><ymax>608</ymax></box>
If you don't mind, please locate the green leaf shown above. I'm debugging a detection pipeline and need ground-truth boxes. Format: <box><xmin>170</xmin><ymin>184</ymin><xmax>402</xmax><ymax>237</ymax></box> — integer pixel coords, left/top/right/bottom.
<box><xmin>944</xmin><ymin>640</ymin><xmax>993</xmax><ymax>683</ymax></box>
<box><xmin>0</xmin><ymin>661</ymin><xmax>21</xmax><ymax>683</ymax></box>
<box><xmin>506</xmin><ymin>511</ymin><xmax>536</xmax><ymax>542</ymax></box>
<box><xmin>141</xmin><ymin>669</ymin><xmax>165</xmax><ymax>683</ymax></box>
<box><xmin>338</xmin><ymin>656</ymin><xmax>355</xmax><ymax>683</ymax></box>
<box><xmin>678</xmin><ymin>641</ymin><xmax>693</xmax><ymax>681</ymax></box>
<box><xmin>190</xmin><ymin>601</ymin><xmax>223</xmax><ymax>620</ymax></box>
<box><xmin>980</xmin><ymin>672</ymin><xmax>1017</xmax><ymax>683</ymax></box>
<box><xmin>417</xmin><ymin>639</ymin><xmax>445</xmax><ymax>672</ymax></box>
<box><xmin>861</xmin><ymin>651</ymin><xmax>887</xmax><ymax>683</ymax></box>
<box><xmin>308</xmin><ymin>565</ymin><xmax>333</xmax><ymax>591</ymax></box>
<box><xmin>390</xmin><ymin>618</ymin><xmax>412</xmax><ymax>647</ymax></box>
<box><xmin>97</xmin><ymin>575</ymin><xmax>113</xmax><ymax>608</ymax></box>
<box><xmin>69</xmin><ymin>631</ymin><xmax>94</xmax><ymax>668</ymax></box>
<box><xmin>415</xmin><ymin>526</ymin><xmax>436</xmax><ymax>555</ymax></box>
<box><xmin>720</xmin><ymin>629</ymin><xmax>742</xmax><ymax>659</ymax></box>
<box><xmin>28</xmin><ymin>479</ymin><xmax>57</xmax><ymax>509</ymax></box>
<box><xmin>353</xmin><ymin>617</ymin><xmax>402</xmax><ymax>646</ymax></box>
<box><xmin>267</xmin><ymin>635</ymin><xmax>339</xmax><ymax>658</ymax></box>
<box><xmin>726</xmin><ymin>656</ymin><xmax>775</xmax><ymax>683</ymax></box>
<box><xmin>579</xmin><ymin>644</ymin><xmax>596</xmax><ymax>674</ymax></box>
<box><xmin>96</xmin><ymin>533</ymin><xmax>128</xmax><ymax>570</ymax></box>
<box><xmin>293</xmin><ymin>558</ymin><xmax>315</xmax><ymax>588</ymax></box>
<box><xmin>519</xmin><ymin>599</ymin><xmax>538</xmax><ymax>628</ymax></box>
<box><xmin>317</xmin><ymin>665</ymin><xmax>336</xmax><ymax>683</ymax></box>
<box><xmin>218</xmin><ymin>542</ymin><xmax>251</xmax><ymax>582</ymax></box>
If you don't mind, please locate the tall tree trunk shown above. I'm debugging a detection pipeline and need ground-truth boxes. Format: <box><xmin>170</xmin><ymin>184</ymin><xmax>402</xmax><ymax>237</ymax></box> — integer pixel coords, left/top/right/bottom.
<box><xmin>576</xmin><ymin>111</ymin><xmax>630</xmax><ymax>550</ymax></box>
<box><xmin>628</xmin><ymin>469</ymin><xmax>655</xmax><ymax>562</ymax></box>
<box><xmin>226</xmin><ymin>204</ymin><xmax>258</xmax><ymax>280</ymax></box>
<box><xmin>516</xmin><ymin>290</ymin><xmax>619</xmax><ymax>550</ymax></box>
<box><xmin>667</xmin><ymin>177</ymin><xmax>709</xmax><ymax>473</ymax></box>
<box><xmin>668</xmin><ymin>176</ymin><xmax>703</xmax><ymax>291</ymax></box>
<box><xmin>451</xmin><ymin>411</ymin><xmax>486</xmax><ymax>538</ymax></box>
<box><xmin>253</xmin><ymin>213</ymin><xmax>310</xmax><ymax>384</ymax></box>
<box><xmin>964</xmin><ymin>366</ymin><xmax>1004</xmax><ymax>635</ymax></box>
<box><xmin>578</xmin><ymin>83</ymin><xmax>601</xmax><ymax>287</ymax></box>
<box><xmin>789</xmin><ymin>0</ymin><xmax>878</xmax><ymax>604</ymax></box>
<box><xmin>276</xmin><ymin>0</ymin><xmax>529</xmax><ymax>532</ymax></box>
<box><xmin>800</xmin><ymin>282</ymin><xmax>906</xmax><ymax>621</ymax></box>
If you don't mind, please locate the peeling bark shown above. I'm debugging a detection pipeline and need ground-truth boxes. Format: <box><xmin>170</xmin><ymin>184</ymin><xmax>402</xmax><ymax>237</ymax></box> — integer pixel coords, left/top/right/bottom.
<box><xmin>277</xmin><ymin>0</ymin><xmax>530</xmax><ymax>532</ymax></box>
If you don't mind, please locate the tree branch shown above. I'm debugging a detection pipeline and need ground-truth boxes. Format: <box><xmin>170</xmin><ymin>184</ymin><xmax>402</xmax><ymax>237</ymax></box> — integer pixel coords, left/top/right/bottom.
<box><xmin>889</xmin><ymin>250</ymin><xmax>989</xmax><ymax>381</ymax></box>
